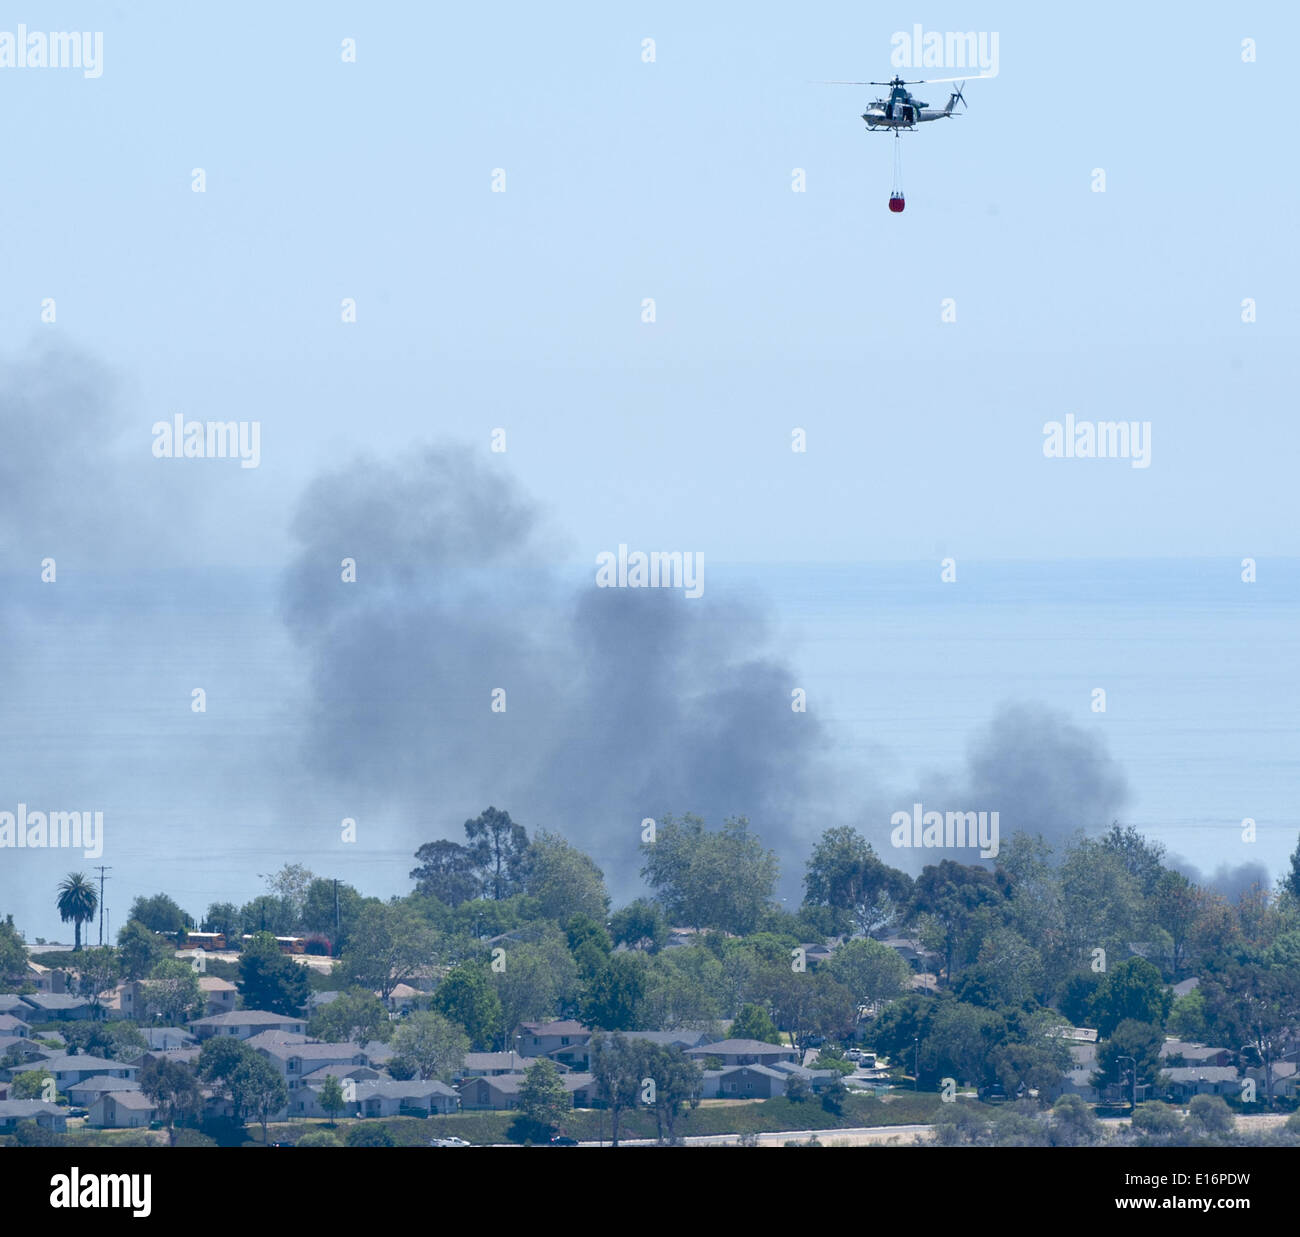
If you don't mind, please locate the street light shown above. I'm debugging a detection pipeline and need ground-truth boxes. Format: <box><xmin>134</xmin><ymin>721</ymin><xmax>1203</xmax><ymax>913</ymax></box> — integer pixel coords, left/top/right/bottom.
<box><xmin>913</xmin><ymin>1036</ymin><xmax>920</xmax><ymax>1092</ymax></box>
<box><xmin>1116</xmin><ymin>1055</ymin><xmax>1137</xmax><ymax>1111</ymax></box>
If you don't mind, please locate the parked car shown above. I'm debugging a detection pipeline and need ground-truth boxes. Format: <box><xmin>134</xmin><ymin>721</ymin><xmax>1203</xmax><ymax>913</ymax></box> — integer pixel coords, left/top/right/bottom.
<box><xmin>548</xmin><ymin>1135</ymin><xmax>579</xmax><ymax>1146</ymax></box>
<box><xmin>430</xmin><ymin>1136</ymin><xmax>471</xmax><ymax>1147</ymax></box>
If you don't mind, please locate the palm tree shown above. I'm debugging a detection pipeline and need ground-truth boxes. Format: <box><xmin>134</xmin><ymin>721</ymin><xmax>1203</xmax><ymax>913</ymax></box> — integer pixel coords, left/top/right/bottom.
<box><xmin>56</xmin><ymin>873</ymin><xmax>98</xmax><ymax>951</ymax></box>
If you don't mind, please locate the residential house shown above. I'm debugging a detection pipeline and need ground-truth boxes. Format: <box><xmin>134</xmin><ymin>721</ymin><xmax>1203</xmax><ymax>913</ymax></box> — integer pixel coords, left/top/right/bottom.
<box><xmin>189</xmin><ymin>1010</ymin><xmax>307</xmax><ymax>1041</ymax></box>
<box><xmin>1159</xmin><ymin>1041</ymin><xmax>1233</xmax><ymax>1068</ymax></box>
<box><xmin>0</xmin><ymin>1100</ymin><xmax>69</xmax><ymax>1132</ymax></box>
<box><xmin>25</xmin><ymin>962</ymin><xmax>69</xmax><ymax>994</ymax></box>
<box><xmin>383</xmin><ymin>983</ymin><xmax>427</xmax><ymax>1016</ymax></box>
<box><xmin>0</xmin><ymin>1014</ymin><xmax>31</xmax><ymax>1038</ymax></box>
<box><xmin>621</xmin><ymin>1030</ymin><xmax>716</xmax><ymax>1051</ymax></box>
<box><xmin>1162</xmin><ymin>1067</ymin><xmax>1240</xmax><ymax>1102</ymax></box>
<box><xmin>198</xmin><ymin>976</ymin><xmax>237</xmax><ymax>1017</ymax></box>
<box><xmin>685</xmin><ymin>1039</ymin><xmax>798</xmax><ymax>1068</ymax></box>
<box><xmin>457</xmin><ymin>1074</ymin><xmax>526</xmax><ymax>1111</ymax></box>
<box><xmin>17</xmin><ymin>1054</ymin><xmax>137</xmax><ymax>1090</ymax></box>
<box><xmin>1245</xmin><ymin>1060</ymin><xmax>1300</xmax><ymax>1101</ymax></box>
<box><xmin>517</xmin><ymin>1020</ymin><xmax>592</xmax><ymax>1070</ymax></box>
<box><xmin>256</xmin><ymin>1041</ymin><xmax>368</xmax><ymax>1091</ymax></box>
<box><xmin>350</xmin><ymin>1080</ymin><xmax>460</xmax><ymax>1118</ymax></box>
<box><xmin>700</xmin><ymin>1064</ymin><xmax>789</xmax><ymax>1100</ymax></box>
<box><xmin>1171</xmin><ymin>977</ymin><xmax>1200</xmax><ymax>999</ymax></box>
<box><xmin>143</xmin><ymin>1027</ymin><xmax>197</xmax><ymax>1051</ymax></box>
<box><xmin>1053</xmin><ymin>1068</ymin><xmax>1100</xmax><ymax>1103</ymax></box>
<box><xmin>458</xmin><ymin>1051</ymin><xmax>541</xmax><ymax>1078</ymax></box>
<box><xmin>66</xmin><ymin>1076</ymin><xmax>143</xmax><ymax>1108</ymax></box>
<box><xmin>88</xmin><ymin>1091</ymin><xmax>157</xmax><ymax>1129</ymax></box>
<box><xmin>0</xmin><ymin>994</ymin><xmax>31</xmax><ymax>1016</ymax></box>
<box><xmin>19</xmin><ymin>993</ymin><xmax>93</xmax><ymax>1021</ymax></box>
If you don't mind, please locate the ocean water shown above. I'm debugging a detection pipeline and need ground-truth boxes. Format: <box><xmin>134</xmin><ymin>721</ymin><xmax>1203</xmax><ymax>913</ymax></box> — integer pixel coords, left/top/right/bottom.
<box><xmin>721</xmin><ymin>558</ymin><xmax>1299</xmax><ymax>875</ymax></box>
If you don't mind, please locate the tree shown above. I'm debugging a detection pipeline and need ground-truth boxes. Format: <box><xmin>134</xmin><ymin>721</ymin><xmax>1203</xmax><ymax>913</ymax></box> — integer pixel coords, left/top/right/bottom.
<box><xmin>1286</xmin><ymin>833</ymin><xmax>1300</xmax><ymax>902</ymax></box>
<box><xmin>264</xmin><ymin>864</ymin><xmax>315</xmax><ymax>926</ymax></box>
<box><xmin>139</xmin><ymin>1057</ymin><xmax>202</xmax><ymax>1146</ymax></box>
<box><xmin>317</xmin><ymin>1074</ymin><xmax>346</xmax><ymax>1126</ymax></box>
<box><xmin>731</xmin><ymin>1002</ymin><xmax>782</xmax><ymax>1044</ymax></box>
<box><xmin>910</xmin><ymin>860</ymin><xmax>1006</xmax><ymax>983</ymax></box>
<box><xmin>1131</xmin><ymin>1101</ymin><xmax>1184</xmax><ymax>1136</ymax></box>
<box><xmin>1187</xmin><ymin>1094</ymin><xmax>1235</xmax><ymax>1136</ymax></box>
<box><xmin>116</xmin><ymin>920</ymin><xmax>169</xmax><ymax>980</ymax></box>
<box><xmin>143</xmin><ymin>958</ymin><xmax>206</xmax><ymax>1024</ymax></box>
<box><xmin>239</xmin><ymin>894</ymin><xmax>294</xmax><ymax>936</ymax></box>
<box><xmin>566</xmin><ymin>914</ymin><xmax>613</xmax><ymax>982</ymax></box>
<box><xmin>464</xmin><ymin>807</ymin><xmax>530</xmax><ymax>901</ymax></box>
<box><xmin>127</xmin><ymin>893</ymin><xmax>191</xmax><ymax>936</ymax></box>
<box><xmin>410</xmin><ymin>840</ymin><xmax>481</xmax><ymax>907</ymax></box>
<box><xmin>580</xmin><ymin>953</ymin><xmax>647</xmax><ymax>1031</ymax></box>
<box><xmin>202</xmin><ymin>902</ymin><xmax>242</xmax><ymax>938</ymax></box>
<box><xmin>1050</xmin><ymin>1094</ymin><xmax>1102</xmax><ymax>1146</ymax></box>
<box><xmin>769</xmin><ymin>969</ymin><xmax>856</xmax><ymax>1055</ymax></box>
<box><xmin>1093</xmin><ymin>1019</ymin><xmax>1166</xmax><ymax>1096</ymax></box>
<box><xmin>431</xmin><ymin>965</ymin><xmax>501</xmax><ymax>1051</ymax></box>
<box><xmin>13</xmin><ymin>1069</ymin><xmax>56</xmax><ymax>1100</ymax></box>
<box><xmin>1090</xmin><ymin>957</ymin><xmax>1172</xmax><ymax>1038</ymax></box>
<box><xmin>56</xmin><ymin>873</ymin><xmax>98</xmax><ymax>950</ymax></box>
<box><xmin>238</xmin><ymin>932</ymin><xmax>311</xmax><ymax>1016</ymax></box>
<box><xmin>494</xmin><ymin>936</ymin><xmax>580</xmax><ymax>1049</ymax></box>
<box><xmin>589</xmin><ymin>1032</ymin><xmax>646</xmax><ymax>1146</ymax></box>
<box><xmin>517</xmin><ymin>1058</ymin><xmax>571</xmax><ymax>1137</ymax></box>
<box><xmin>1167</xmin><ymin>988</ymin><xmax>1208</xmax><ymax>1040</ymax></box>
<box><xmin>308</xmin><ymin>988</ymin><xmax>388</xmax><ymax>1046</ymax></box>
<box><xmin>638</xmin><ymin>1042</ymin><xmax>702</xmax><ymax>1142</ymax></box>
<box><xmin>301</xmin><ymin>879</ymin><xmax>364</xmax><ymax>950</ymax></box>
<box><xmin>829</xmin><ymin>937</ymin><xmax>912</xmax><ymax>1018</ymax></box>
<box><xmin>803</xmin><ymin>826</ymin><xmax>912</xmax><ymax>936</ymax></box>
<box><xmin>1201</xmin><ymin>961</ymin><xmax>1299</xmax><ymax>1107</ymax></box>
<box><xmin>522</xmin><ymin>831</ymin><xmax>610</xmax><ymax>924</ymax></box>
<box><xmin>230</xmin><ymin>1055</ymin><xmax>288</xmax><ymax>1145</ymax></box>
<box><xmin>198</xmin><ymin>1037</ymin><xmax>257</xmax><ymax>1123</ymax></box>
<box><xmin>1152</xmin><ymin>870</ymin><xmax>1199</xmax><ymax>976</ymax></box>
<box><xmin>0</xmin><ymin>914</ymin><xmax>26</xmax><ymax>983</ymax></box>
<box><xmin>640</xmin><ymin>813</ymin><xmax>779</xmax><ymax>935</ymax></box>
<box><xmin>62</xmin><ymin>1019</ymin><xmax>147</xmax><ymax>1061</ymax></box>
<box><xmin>609</xmin><ymin>900</ymin><xmax>668</xmax><ymax>953</ymax></box>
<box><xmin>75</xmin><ymin>947</ymin><xmax>121</xmax><ymax>1020</ymax></box>
<box><xmin>389</xmin><ymin>1012</ymin><xmax>468</xmax><ymax>1082</ymax></box>
<box><xmin>341</xmin><ymin>903</ymin><xmax>437</xmax><ymax>1001</ymax></box>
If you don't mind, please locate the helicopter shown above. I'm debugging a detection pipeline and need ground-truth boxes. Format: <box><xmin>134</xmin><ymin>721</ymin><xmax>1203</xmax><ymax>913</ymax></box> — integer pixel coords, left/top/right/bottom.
<box><xmin>815</xmin><ymin>73</ymin><xmax>994</xmax><ymax>130</ymax></box>
<box><xmin>813</xmin><ymin>71</ymin><xmax>993</xmax><ymax>211</ymax></box>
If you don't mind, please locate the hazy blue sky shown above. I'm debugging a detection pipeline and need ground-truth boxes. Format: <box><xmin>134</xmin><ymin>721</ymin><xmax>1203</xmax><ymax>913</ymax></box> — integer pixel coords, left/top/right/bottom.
<box><xmin>1</xmin><ymin>3</ymin><xmax>1296</xmax><ymax>940</ymax></box>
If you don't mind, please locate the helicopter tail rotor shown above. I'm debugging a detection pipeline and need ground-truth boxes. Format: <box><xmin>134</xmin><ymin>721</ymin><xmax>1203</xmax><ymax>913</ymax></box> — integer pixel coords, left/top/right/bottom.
<box><xmin>947</xmin><ymin>82</ymin><xmax>967</xmax><ymax>113</ymax></box>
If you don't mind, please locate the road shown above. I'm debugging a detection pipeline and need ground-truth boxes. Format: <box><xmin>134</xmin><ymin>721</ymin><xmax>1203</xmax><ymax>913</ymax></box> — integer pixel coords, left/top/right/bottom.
<box><xmin>578</xmin><ymin>1124</ymin><xmax>934</xmax><ymax>1147</ymax></box>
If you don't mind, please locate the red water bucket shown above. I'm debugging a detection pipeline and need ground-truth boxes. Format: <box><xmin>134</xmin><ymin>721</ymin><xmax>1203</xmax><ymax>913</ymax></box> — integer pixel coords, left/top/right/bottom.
<box><xmin>889</xmin><ymin>193</ymin><xmax>905</xmax><ymax>213</ymax></box>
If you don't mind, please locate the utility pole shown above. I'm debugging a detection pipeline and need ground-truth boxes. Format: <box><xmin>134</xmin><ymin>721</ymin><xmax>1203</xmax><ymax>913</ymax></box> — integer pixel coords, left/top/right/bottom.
<box><xmin>334</xmin><ymin>879</ymin><xmax>340</xmax><ymax>937</ymax></box>
<box><xmin>93</xmin><ymin>866</ymin><xmax>111</xmax><ymax>946</ymax></box>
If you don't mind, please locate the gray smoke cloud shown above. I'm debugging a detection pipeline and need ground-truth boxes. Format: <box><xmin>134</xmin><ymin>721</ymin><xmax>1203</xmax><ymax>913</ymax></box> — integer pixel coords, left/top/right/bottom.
<box><xmin>280</xmin><ymin>443</ymin><xmax>841</xmax><ymax>898</ymax></box>
<box><xmin>1170</xmin><ymin>858</ymin><xmax>1272</xmax><ymax>902</ymax></box>
<box><xmin>885</xmin><ymin>702</ymin><xmax>1132</xmax><ymax>871</ymax></box>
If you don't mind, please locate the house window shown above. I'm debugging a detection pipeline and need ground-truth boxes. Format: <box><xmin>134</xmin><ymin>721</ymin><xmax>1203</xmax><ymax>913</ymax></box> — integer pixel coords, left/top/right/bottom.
<box><xmin>561</xmin><ymin>1037</ymin><xmax>570</xmax><ymax>1046</ymax></box>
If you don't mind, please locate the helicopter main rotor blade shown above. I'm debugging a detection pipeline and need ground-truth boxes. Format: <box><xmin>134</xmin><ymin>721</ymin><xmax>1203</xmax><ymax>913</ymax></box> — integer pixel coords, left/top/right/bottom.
<box><xmin>808</xmin><ymin>80</ymin><xmax>876</xmax><ymax>85</ymax></box>
<box><xmin>910</xmin><ymin>71</ymin><xmax>997</xmax><ymax>84</ymax></box>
